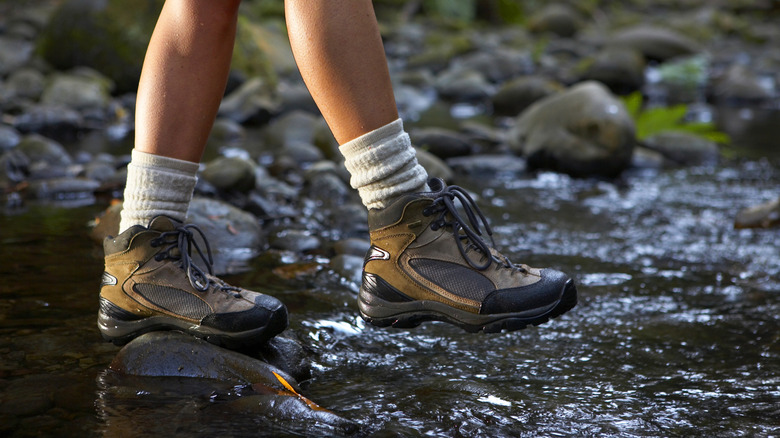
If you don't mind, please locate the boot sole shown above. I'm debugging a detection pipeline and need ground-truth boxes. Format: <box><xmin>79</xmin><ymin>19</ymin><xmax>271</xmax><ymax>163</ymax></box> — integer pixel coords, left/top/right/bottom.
<box><xmin>97</xmin><ymin>306</ymin><xmax>288</xmax><ymax>350</ymax></box>
<box><xmin>358</xmin><ymin>279</ymin><xmax>577</xmax><ymax>333</ymax></box>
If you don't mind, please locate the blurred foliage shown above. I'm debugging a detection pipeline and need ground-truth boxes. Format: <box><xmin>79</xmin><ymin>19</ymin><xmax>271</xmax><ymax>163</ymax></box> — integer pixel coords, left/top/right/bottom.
<box><xmin>423</xmin><ymin>0</ymin><xmax>477</xmax><ymax>22</ymax></box>
<box><xmin>495</xmin><ymin>0</ymin><xmax>525</xmax><ymax>24</ymax></box>
<box><xmin>622</xmin><ymin>92</ymin><xmax>730</xmax><ymax>143</ymax></box>
<box><xmin>657</xmin><ymin>55</ymin><xmax>708</xmax><ymax>89</ymax></box>
<box><xmin>240</xmin><ymin>0</ymin><xmax>285</xmax><ymax>20</ymax></box>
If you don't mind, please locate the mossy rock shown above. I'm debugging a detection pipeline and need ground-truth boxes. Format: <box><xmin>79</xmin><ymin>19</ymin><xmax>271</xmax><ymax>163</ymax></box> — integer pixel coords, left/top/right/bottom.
<box><xmin>36</xmin><ymin>0</ymin><xmax>163</xmax><ymax>94</ymax></box>
<box><xmin>37</xmin><ymin>0</ymin><xmax>283</xmax><ymax>94</ymax></box>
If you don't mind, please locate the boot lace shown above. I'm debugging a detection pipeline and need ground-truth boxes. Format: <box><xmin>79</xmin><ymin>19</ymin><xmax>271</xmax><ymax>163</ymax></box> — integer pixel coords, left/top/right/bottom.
<box><xmin>422</xmin><ymin>183</ymin><xmax>527</xmax><ymax>274</ymax></box>
<box><xmin>150</xmin><ymin>223</ymin><xmax>240</xmax><ymax>293</ymax></box>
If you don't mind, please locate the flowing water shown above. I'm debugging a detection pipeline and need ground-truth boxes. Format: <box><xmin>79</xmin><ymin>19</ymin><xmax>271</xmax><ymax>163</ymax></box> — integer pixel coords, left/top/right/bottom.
<box><xmin>1</xmin><ymin>112</ymin><xmax>779</xmax><ymax>437</ymax></box>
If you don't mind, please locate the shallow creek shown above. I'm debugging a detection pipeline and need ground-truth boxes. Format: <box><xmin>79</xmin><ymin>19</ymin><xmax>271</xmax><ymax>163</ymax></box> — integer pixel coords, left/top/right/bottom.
<box><xmin>1</xmin><ymin>122</ymin><xmax>779</xmax><ymax>436</ymax></box>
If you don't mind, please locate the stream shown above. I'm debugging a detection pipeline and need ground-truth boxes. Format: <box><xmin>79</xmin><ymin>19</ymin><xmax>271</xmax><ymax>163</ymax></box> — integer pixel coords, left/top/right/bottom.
<box><xmin>1</xmin><ymin>111</ymin><xmax>778</xmax><ymax>436</ymax></box>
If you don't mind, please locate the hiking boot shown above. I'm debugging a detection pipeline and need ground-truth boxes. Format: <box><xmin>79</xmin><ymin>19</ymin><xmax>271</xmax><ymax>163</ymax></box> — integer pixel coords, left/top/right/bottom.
<box><xmin>358</xmin><ymin>178</ymin><xmax>577</xmax><ymax>333</ymax></box>
<box><xmin>98</xmin><ymin>216</ymin><xmax>287</xmax><ymax>348</ymax></box>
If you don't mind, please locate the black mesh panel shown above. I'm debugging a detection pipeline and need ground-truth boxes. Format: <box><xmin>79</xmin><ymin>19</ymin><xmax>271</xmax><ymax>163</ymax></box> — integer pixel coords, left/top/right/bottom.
<box><xmin>133</xmin><ymin>284</ymin><xmax>211</xmax><ymax>320</ymax></box>
<box><xmin>408</xmin><ymin>259</ymin><xmax>493</xmax><ymax>301</ymax></box>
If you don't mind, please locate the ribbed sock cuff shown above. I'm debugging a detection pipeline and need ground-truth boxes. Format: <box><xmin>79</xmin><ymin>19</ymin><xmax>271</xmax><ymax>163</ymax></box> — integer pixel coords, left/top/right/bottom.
<box><xmin>118</xmin><ymin>149</ymin><xmax>199</xmax><ymax>233</ymax></box>
<box><xmin>339</xmin><ymin>118</ymin><xmax>429</xmax><ymax>210</ymax></box>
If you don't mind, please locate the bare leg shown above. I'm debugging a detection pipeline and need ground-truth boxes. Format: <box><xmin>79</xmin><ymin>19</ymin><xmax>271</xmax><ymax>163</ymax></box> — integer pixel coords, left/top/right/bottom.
<box><xmin>285</xmin><ymin>0</ymin><xmax>399</xmax><ymax>144</ymax></box>
<box><xmin>135</xmin><ymin>0</ymin><xmax>241</xmax><ymax>163</ymax></box>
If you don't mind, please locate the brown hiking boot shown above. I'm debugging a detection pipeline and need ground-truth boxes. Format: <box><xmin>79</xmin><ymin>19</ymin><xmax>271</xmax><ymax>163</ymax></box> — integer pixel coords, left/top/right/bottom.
<box><xmin>358</xmin><ymin>178</ymin><xmax>577</xmax><ymax>333</ymax></box>
<box><xmin>98</xmin><ymin>216</ymin><xmax>287</xmax><ymax>348</ymax></box>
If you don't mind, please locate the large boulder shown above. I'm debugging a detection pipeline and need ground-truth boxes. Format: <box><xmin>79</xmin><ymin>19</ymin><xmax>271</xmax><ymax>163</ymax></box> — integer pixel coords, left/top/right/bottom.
<box><xmin>509</xmin><ymin>81</ymin><xmax>636</xmax><ymax>177</ymax></box>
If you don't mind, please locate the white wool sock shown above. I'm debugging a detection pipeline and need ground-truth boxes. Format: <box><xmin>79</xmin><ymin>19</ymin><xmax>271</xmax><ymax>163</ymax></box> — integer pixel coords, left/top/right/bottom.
<box><xmin>118</xmin><ymin>149</ymin><xmax>199</xmax><ymax>233</ymax></box>
<box><xmin>339</xmin><ymin>118</ymin><xmax>429</xmax><ymax>210</ymax></box>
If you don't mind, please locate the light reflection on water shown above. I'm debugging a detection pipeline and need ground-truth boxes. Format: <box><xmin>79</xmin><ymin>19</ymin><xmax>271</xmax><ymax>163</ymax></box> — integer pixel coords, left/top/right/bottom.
<box><xmin>0</xmin><ymin>154</ymin><xmax>778</xmax><ymax>436</ymax></box>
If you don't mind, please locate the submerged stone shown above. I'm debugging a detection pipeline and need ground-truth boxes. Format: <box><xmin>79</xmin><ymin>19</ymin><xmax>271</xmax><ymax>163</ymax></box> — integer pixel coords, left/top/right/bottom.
<box><xmin>642</xmin><ymin>132</ymin><xmax>719</xmax><ymax>166</ymax></box>
<box><xmin>735</xmin><ymin>197</ymin><xmax>780</xmax><ymax>229</ymax></box>
<box><xmin>109</xmin><ymin>332</ymin><xmax>357</xmax><ymax>434</ymax></box>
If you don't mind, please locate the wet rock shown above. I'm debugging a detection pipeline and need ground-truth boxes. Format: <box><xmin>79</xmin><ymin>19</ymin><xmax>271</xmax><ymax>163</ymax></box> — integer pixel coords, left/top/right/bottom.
<box><xmin>279</xmin><ymin>141</ymin><xmax>324</xmax><ymax>166</ymax></box>
<box><xmin>11</xmin><ymin>104</ymin><xmax>84</xmax><ymax>137</ymax></box>
<box><xmin>0</xmin><ymin>125</ymin><xmax>22</xmax><ymax>153</ymax></box>
<box><xmin>527</xmin><ymin>4</ymin><xmax>583</xmax><ymax>38</ymax></box>
<box><xmin>330</xmin><ymin>254</ymin><xmax>364</xmax><ymax>285</ymax></box>
<box><xmin>83</xmin><ymin>158</ymin><xmax>118</xmax><ymax>184</ymax></box>
<box><xmin>734</xmin><ymin>197</ymin><xmax>780</xmax><ymax>229</ymax></box>
<box><xmin>446</xmin><ymin>154</ymin><xmax>527</xmax><ymax>177</ymax></box>
<box><xmin>265</xmin><ymin>110</ymin><xmax>319</xmax><ymax>149</ymax></box>
<box><xmin>245</xmin><ymin>191</ymin><xmax>299</xmax><ymax>221</ymax></box>
<box><xmin>201</xmin><ymin>156</ymin><xmax>257</xmax><ymax>193</ymax></box>
<box><xmin>630</xmin><ymin>146</ymin><xmax>666</xmax><ymax>170</ymax></box>
<box><xmin>5</xmin><ymin>68</ymin><xmax>46</xmax><ymax>101</ymax></box>
<box><xmin>41</xmin><ymin>68</ymin><xmax>113</xmax><ymax>110</ymax></box>
<box><xmin>0</xmin><ymin>36</ymin><xmax>35</xmax><ymax>76</ymax></box>
<box><xmin>110</xmin><ymin>331</ymin><xmax>297</xmax><ymax>386</ymax></box>
<box><xmin>610</xmin><ymin>25</ymin><xmax>701</xmax><ymax>62</ymax></box>
<box><xmin>304</xmin><ymin>169</ymin><xmax>350</xmax><ymax>206</ymax></box>
<box><xmin>509</xmin><ymin>81</ymin><xmax>635</xmax><ymax>177</ymax></box>
<box><xmin>711</xmin><ymin>64</ymin><xmax>773</xmax><ymax>105</ymax></box>
<box><xmin>327</xmin><ymin>202</ymin><xmax>369</xmax><ymax>238</ymax></box>
<box><xmin>209</xmin><ymin>118</ymin><xmax>246</xmax><ymax>145</ymax></box>
<box><xmin>395</xmin><ymin>83</ymin><xmax>437</xmax><ymax>122</ymax></box>
<box><xmin>186</xmin><ymin>197</ymin><xmax>265</xmax><ymax>273</ymax></box>
<box><xmin>27</xmin><ymin>177</ymin><xmax>100</xmax><ymax>200</ymax></box>
<box><xmin>334</xmin><ymin>237</ymin><xmax>371</xmax><ymax>257</ymax></box>
<box><xmin>415</xmin><ymin>147</ymin><xmax>454</xmax><ymax>182</ymax></box>
<box><xmin>36</xmin><ymin>0</ymin><xmax>161</xmax><ymax>93</ymax></box>
<box><xmin>277</xmin><ymin>82</ymin><xmax>320</xmax><ymax>116</ymax></box>
<box><xmin>312</xmin><ymin>117</ymin><xmax>340</xmax><ymax>161</ymax></box>
<box><xmin>0</xmin><ymin>150</ymin><xmax>30</xmax><ymax>189</ymax></box>
<box><xmin>222</xmin><ymin>394</ymin><xmax>358</xmax><ymax>435</ymax></box>
<box><xmin>491</xmin><ymin>75</ymin><xmax>563</xmax><ymax>117</ymax></box>
<box><xmin>410</xmin><ymin>127</ymin><xmax>473</xmax><ymax>159</ymax></box>
<box><xmin>15</xmin><ymin>134</ymin><xmax>72</xmax><ymax>168</ymax></box>
<box><xmin>581</xmin><ymin>47</ymin><xmax>646</xmax><ymax>95</ymax></box>
<box><xmin>218</xmin><ymin>77</ymin><xmax>278</xmax><ymax>125</ymax></box>
<box><xmin>642</xmin><ymin>132</ymin><xmax>719</xmax><ymax>166</ymax></box>
<box><xmin>434</xmin><ymin>68</ymin><xmax>492</xmax><ymax>102</ymax></box>
<box><xmin>257</xmin><ymin>333</ymin><xmax>312</xmax><ymax>382</ymax></box>
<box><xmin>455</xmin><ymin>49</ymin><xmax>534</xmax><ymax>83</ymax></box>
<box><xmin>269</xmin><ymin>229</ymin><xmax>321</xmax><ymax>253</ymax></box>
<box><xmin>255</xmin><ymin>174</ymin><xmax>300</xmax><ymax>202</ymax></box>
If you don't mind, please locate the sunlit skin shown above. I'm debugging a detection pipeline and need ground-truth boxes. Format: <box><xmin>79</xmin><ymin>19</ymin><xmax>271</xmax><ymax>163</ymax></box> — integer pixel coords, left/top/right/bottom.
<box><xmin>135</xmin><ymin>0</ymin><xmax>399</xmax><ymax>163</ymax></box>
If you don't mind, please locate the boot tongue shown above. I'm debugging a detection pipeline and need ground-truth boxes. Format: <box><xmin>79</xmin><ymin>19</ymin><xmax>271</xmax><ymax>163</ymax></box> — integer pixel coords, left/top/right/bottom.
<box><xmin>147</xmin><ymin>216</ymin><xmax>179</xmax><ymax>232</ymax></box>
